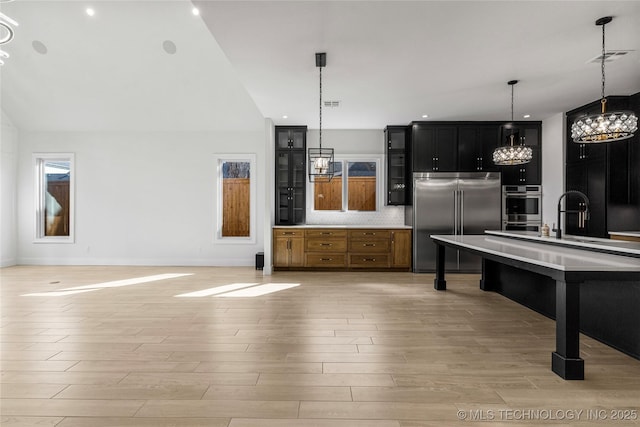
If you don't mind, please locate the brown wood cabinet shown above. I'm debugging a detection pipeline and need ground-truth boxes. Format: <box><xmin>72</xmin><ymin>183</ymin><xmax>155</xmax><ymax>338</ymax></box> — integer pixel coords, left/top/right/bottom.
<box><xmin>273</xmin><ymin>229</ymin><xmax>304</xmax><ymax>268</ymax></box>
<box><xmin>273</xmin><ymin>227</ymin><xmax>411</xmax><ymax>271</ymax></box>
<box><xmin>305</xmin><ymin>229</ymin><xmax>348</xmax><ymax>268</ymax></box>
<box><xmin>390</xmin><ymin>229</ymin><xmax>412</xmax><ymax>269</ymax></box>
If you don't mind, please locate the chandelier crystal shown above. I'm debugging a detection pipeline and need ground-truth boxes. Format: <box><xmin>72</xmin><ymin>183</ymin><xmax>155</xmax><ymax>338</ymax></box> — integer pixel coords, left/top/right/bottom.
<box><xmin>571</xmin><ymin>16</ymin><xmax>637</xmax><ymax>143</ymax></box>
<box><xmin>493</xmin><ymin>80</ymin><xmax>533</xmax><ymax>166</ymax></box>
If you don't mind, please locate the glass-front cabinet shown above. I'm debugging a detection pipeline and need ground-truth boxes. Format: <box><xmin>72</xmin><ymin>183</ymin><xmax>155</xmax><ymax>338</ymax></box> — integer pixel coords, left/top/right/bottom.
<box><xmin>275</xmin><ymin>126</ymin><xmax>307</xmax><ymax>225</ymax></box>
<box><xmin>385</xmin><ymin>126</ymin><xmax>409</xmax><ymax>205</ymax></box>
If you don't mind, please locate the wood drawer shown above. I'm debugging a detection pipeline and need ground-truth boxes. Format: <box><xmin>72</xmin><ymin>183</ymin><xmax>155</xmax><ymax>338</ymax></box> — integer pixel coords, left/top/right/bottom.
<box><xmin>349</xmin><ymin>230</ymin><xmax>391</xmax><ymax>240</ymax></box>
<box><xmin>273</xmin><ymin>229</ymin><xmax>304</xmax><ymax>238</ymax></box>
<box><xmin>348</xmin><ymin>239</ymin><xmax>389</xmax><ymax>253</ymax></box>
<box><xmin>349</xmin><ymin>254</ymin><xmax>390</xmax><ymax>268</ymax></box>
<box><xmin>306</xmin><ymin>238</ymin><xmax>347</xmax><ymax>252</ymax></box>
<box><xmin>306</xmin><ymin>253</ymin><xmax>347</xmax><ymax>268</ymax></box>
<box><xmin>306</xmin><ymin>229</ymin><xmax>347</xmax><ymax>238</ymax></box>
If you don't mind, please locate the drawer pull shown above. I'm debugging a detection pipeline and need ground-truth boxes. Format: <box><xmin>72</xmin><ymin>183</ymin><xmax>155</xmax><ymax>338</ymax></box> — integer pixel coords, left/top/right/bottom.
<box><xmin>363</xmin><ymin>258</ymin><xmax>376</xmax><ymax>262</ymax></box>
<box><xmin>363</xmin><ymin>232</ymin><xmax>376</xmax><ymax>235</ymax></box>
<box><xmin>363</xmin><ymin>243</ymin><xmax>376</xmax><ymax>247</ymax></box>
<box><xmin>282</xmin><ymin>232</ymin><xmax>295</xmax><ymax>235</ymax></box>
<box><xmin>320</xmin><ymin>243</ymin><xmax>333</xmax><ymax>246</ymax></box>
<box><xmin>321</xmin><ymin>258</ymin><xmax>333</xmax><ymax>261</ymax></box>
<box><xmin>320</xmin><ymin>232</ymin><xmax>333</xmax><ymax>235</ymax></box>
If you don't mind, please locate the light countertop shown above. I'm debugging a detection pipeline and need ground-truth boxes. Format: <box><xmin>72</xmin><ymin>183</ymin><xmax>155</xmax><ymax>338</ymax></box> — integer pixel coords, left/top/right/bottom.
<box><xmin>273</xmin><ymin>225</ymin><xmax>412</xmax><ymax>229</ymax></box>
<box><xmin>485</xmin><ymin>230</ymin><xmax>640</xmax><ymax>257</ymax></box>
<box><xmin>431</xmin><ymin>234</ymin><xmax>640</xmax><ymax>272</ymax></box>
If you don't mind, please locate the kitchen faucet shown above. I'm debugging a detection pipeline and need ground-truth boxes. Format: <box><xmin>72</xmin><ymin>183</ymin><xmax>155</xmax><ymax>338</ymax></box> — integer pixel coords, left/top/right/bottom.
<box><xmin>553</xmin><ymin>191</ymin><xmax>590</xmax><ymax>239</ymax></box>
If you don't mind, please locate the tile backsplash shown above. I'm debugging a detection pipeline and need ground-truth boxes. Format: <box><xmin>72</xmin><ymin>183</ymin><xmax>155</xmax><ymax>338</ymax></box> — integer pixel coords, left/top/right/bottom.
<box><xmin>305</xmin><ymin>205</ymin><xmax>406</xmax><ymax>226</ymax></box>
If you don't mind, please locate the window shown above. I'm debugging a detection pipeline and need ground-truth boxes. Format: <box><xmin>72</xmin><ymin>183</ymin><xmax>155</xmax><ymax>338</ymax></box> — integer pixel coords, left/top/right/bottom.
<box><xmin>34</xmin><ymin>153</ymin><xmax>75</xmax><ymax>242</ymax></box>
<box><xmin>347</xmin><ymin>161</ymin><xmax>376</xmax><ymax>211</ymax></box>
<box><xmin>311</xmin><ymin>156</ymin><xmax>380</xmax><ymax>212</ymax></box>
<box><xmin>214</xmin><ymin>154</ymin><xmax>256</xmax><ymax>243</ymax></box>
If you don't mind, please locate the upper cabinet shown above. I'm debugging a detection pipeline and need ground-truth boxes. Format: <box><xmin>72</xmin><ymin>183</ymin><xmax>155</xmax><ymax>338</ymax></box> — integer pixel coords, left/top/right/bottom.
<box><xmin>275</xmin><ymin>126</ymin><xmax>307</xmax><ymax>225</ymax></box>
<box><xmin>412</xmin><ymin>124</ymin><xmax>458</xmax><ymax>172</ymax></box>
<box><xmin>385</xmin><ymin>126</ymin><xmax>410</xmax><ymax>205</ymax></box>
<box><xmin>457</xmin><ymin>125</ymin><xmax>500</xmax><ymax>172</ymax></box>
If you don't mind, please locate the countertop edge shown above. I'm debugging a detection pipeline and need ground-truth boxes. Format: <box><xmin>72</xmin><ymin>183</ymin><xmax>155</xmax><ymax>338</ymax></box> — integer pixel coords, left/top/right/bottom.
<box><xmin>485</xmin><ymin>230</ymin><xmax>640</xmax><ymax>257</ymax></box>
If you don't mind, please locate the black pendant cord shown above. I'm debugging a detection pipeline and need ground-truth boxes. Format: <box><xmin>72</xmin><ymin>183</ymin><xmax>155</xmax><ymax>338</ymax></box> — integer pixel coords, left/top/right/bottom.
<box><xmin>319</xmin><ymin>65</ymin><xmax>322</xmax><ymax>150</ymax></box>
<box><xmin>600</xmin><ymin>21</ymin><xmax>606</xmax><ymax>112</ymax></box>
<box><xmin>511</xmin><ymin>83</ymin><xmax>514</xmax><ymax>123</ymax></box>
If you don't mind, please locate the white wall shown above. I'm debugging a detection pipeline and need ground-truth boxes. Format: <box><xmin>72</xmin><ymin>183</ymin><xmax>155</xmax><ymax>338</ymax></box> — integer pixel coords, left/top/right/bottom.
<box><xmin>305</xmin><ymin>128</ymin><xmax>405</xmax><ymax>225</ymax></box>
<box><xmin>1</xmin><ymin>110</ymin><xmax>18</xmax><ymax>267</ymax></box>
<box><xmin>541</xmin><ymin>113</ymin><xmax>565</xmax><ymax>231</ymax></box>
<box><xmin>16</xmin><ymin>130</ymin><xmax>266</xmax><ymax>266</ymax></box>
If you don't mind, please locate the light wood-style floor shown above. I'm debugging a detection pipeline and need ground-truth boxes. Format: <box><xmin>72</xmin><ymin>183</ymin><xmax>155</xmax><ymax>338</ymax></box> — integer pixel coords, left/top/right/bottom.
<box><xmin>1</xmin><ymin>266</ymin><xmax>639</xmax><ymax>426</ymax></box>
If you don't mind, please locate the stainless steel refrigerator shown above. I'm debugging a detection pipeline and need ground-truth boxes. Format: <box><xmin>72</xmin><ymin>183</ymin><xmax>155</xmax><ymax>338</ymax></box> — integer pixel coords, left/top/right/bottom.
<box><xmin>412</xmin><ymin>172</ymin><xmax>501</xmax><ymax>273</ymax></box>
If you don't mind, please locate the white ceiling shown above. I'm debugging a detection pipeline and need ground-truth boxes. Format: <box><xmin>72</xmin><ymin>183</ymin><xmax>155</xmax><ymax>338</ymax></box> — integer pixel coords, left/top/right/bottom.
<box><xmin>1</xmin><ymin>1</ymin><xmax>639</xmax><ymax>131</ymax></box>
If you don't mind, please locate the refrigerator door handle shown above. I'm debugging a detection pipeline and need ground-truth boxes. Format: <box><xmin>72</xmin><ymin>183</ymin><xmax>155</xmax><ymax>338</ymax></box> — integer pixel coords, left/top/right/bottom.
<box><xmin>453</xmin><ymin>190</ymin><xmax>458</xmax><ymax>235</ymax></box>
<box><xmin>460</xmin><ymin>190</ymin><xmax>464</xmax><ymax>236</ymax></box>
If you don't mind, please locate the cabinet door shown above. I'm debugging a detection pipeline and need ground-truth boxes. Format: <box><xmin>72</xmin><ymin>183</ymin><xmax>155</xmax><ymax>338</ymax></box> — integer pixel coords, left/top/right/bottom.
<box><xmin>276</xmin><ymin>127</ymin><xmax>306</xmax><ymax>149</ymax></box>
<box><xmin>387</xmin><ymin>151</ymin><xmax>407</xmax><ymax>205</ymax></box>
<box><xmin>391</xmin><ymin>230</ymin><xmax>411</xmax><ymax>269</ymax></box>
<box><xmin>412</xmin><ymin>125</ymin><xmax>457</xmax><ymax>171</ymax></box>
<box><xmin>457</xmin><ymin>126</ymin><xmax>479</xmax><ymax>171</ymax></box>
<box><xmin>387</xmin><ymin>127</ymin><xmax>408</xmax><ymax>150</ymax></box>
<box><xmin>273</xmin><ymin>236</ymin><xmax>290</xmax><ymax>267</ymax></box>
<box><xmin>479</xmin><ymin>126</ymin><xmax>500</xmax><ymax>171</ymax></box>
<box><xmin>457</xmin><ymin>126</ymin><xmax>499</xmax><ymax>172</ymax></box>
<box><xmin>289</xmin><ymin>237</ymin><xmax>305</xmax><ymax>267</ymax></box>
<box><xmin>412</xmin><ymin>126</ymin><xmax>437</xmax><ymax>171</ymax></box>
<box><xmin>434</xmin><ymin>127</ymin><xmax>458</xmax><ymax>171</ymax></box>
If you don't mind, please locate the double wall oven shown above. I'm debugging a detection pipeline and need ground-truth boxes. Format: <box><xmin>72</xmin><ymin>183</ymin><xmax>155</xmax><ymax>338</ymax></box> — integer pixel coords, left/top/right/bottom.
<box><xmin>502</xmin><ymin>185</ymin><xmax>542</xmax><ymax>232</ymax></box>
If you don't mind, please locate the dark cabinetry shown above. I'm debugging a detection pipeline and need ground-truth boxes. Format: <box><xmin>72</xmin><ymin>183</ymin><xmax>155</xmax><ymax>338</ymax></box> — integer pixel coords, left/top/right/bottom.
<box><xmin>498</xmin><ymin>123</ymin><xmax>541</xmax><ymax>185</ymax></box>
<box><xmin>457</xmin><ymin>125</ymin><xmax>500</xmax><ymax>172</ymax></box>
<box><xmin>275</xmin><ymin>126</ymin><xmax>306</xmax><ymax>225</ymax></box>
<box><xmin>412</xmin><ymin>124</ymin><xmax>458</xmax><ymax>172</ymax></box>
<box><xmin>385</xmin><ymin>126</ymin><xmax>410</xmax><ymax>205</ymax></box>
<box><xmin>565</xmin><ymin>95</ymin><xmax>640</xmax><ymax>238</ymax></box>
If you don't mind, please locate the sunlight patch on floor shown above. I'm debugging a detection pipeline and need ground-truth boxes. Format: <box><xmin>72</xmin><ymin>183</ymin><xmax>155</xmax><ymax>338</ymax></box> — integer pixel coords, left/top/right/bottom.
<box><xmin>175</xmin><ymin>283</ymin><xmax>260</xmax><ymax>297</ymax></box>
<box><xmin>21</xmin><ymin>273</ymin><xmax>193</xmax><ymax>297</ymax></box>
<box><xmin>214</xmin><ymin>283</ymin><xmax>300</xmax><ymax>298</ymax></box>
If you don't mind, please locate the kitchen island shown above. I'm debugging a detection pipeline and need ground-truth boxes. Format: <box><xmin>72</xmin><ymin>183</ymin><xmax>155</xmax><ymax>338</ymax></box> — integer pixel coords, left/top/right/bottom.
<box><xmin>430</xmin><ymin>234</ymin><xmax>640</xmax><ymax>380</ymax></box>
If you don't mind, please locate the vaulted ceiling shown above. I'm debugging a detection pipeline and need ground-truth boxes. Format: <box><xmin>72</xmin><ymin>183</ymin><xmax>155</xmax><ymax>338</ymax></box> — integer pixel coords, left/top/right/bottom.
<box><xmin>2</xmin><ymin>1</ymin><xmax>639</xmax><ymax>131</ymax></box>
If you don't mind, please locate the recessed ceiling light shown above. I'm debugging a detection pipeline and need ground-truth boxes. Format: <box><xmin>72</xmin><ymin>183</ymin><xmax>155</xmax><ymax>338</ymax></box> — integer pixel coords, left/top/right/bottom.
<box><xmin>422</xmin><ymin>114</ymin><xmax>429</xmax><ymax>118</ymax></box>
<box><xmin>86</xmin><ymin>8</ymin><xmax>95</xmax><ymax>17</ymax></box>
<box><xmin>162</xmin><ymin>40</ymin><xmax>177</xmax><ymax>55</ymax></box>
<box><xmin>282</xmin><ymin>115</ymin><xmax>288</xmax><ymax>119</ymax></box>
<box><xmin>192</xmin><ymin>7</ymin><xmax>200</xmax><ymax>16</ymax></box>
<box><xmin>32</xmin><ymin>40</ymin><xmax>48</xmax><ymax>55</ymax></box>
<box><xmin>523</xmin><ymin>114</ymin><xmax>531</xmax><ymax>118</ymax></box>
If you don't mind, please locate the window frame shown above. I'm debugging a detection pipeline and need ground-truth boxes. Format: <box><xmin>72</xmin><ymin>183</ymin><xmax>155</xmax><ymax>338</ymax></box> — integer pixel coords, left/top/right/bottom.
<box><xmin>307</xmin><ymin>154</ymin><xmax>382</xmax><ymax>213</ymax></box>
<box><xmin>33</xmin><ymin>153</ymin><xmax>75</xmax><ymax>243</ymax></box>
<box><xmin>213</xmin><ymin>153</ymin><xmax>257</xmax><ymax>244</ymax></box>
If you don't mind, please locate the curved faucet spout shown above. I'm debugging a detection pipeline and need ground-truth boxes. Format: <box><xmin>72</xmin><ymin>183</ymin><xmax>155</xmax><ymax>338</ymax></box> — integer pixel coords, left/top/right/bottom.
<box><xmin>555</xmin><ymin>190</ymin><xmax>590</xmax><ymax>239</ymax></box>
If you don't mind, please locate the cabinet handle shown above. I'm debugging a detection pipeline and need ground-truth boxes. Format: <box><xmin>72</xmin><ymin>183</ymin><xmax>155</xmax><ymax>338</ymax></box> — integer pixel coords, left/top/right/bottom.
<box><xmin>363</xmin><ymin>258</ymin><xmax>376</xmax><ymax>262</ymax></box>
<box><xmin>363</xmin><ymin>243</ymin><xmax>376</xmax><ymax>247</ymax></box>
<box><xmin>282</xmin><ymin>232</ymin><xmax>295</xmax><ymax>235</ymax></box>
<box><xmin>320</xmin><ymin>232</ymin><xmax>333</xmax><ymax>235</ymax></box>
<box><xmin>391</xmin><ymin>231</ymin><xmax>395</xmax><ymax>243</ymax></box>
<box><xmin>321</xmin><ymin>258</ymin><xmax>333</xmax><ymax>261</ymax></box>
<box><xmin>364</xmin><ymin>232</ymin><xmax>376</xmax><ymax>235</ymax></box>
<box><xmin>320</xmin><ymin>243</ymin><xmax>333</xmax><ymax>246</ymax></box>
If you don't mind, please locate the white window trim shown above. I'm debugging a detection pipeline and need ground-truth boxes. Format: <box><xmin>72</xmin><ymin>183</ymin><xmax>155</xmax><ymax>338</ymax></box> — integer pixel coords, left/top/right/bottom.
<box><xmin>307</xmin><ymin>154</ymin><xmax>383</xmax><ymax>213</ymax></box>
<box><xmin>213</xmin><ymin>153</ymin><xmax>257</xmax><ymax>244</ymax></box>
<box><xmin>33</xmin><ymin>153</ymin><xmax>75</xmax><ymax>244</ymax></box>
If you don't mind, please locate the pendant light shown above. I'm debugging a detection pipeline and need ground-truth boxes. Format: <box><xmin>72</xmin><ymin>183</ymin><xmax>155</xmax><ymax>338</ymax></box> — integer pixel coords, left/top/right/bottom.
<box><xmin>308</xmin><ymin>52</ymin><xmax>335</xmax><ymax>182</ymax></box>
<box><xmin>0</xmin><ymin>9</ymin><xmax>20</xmax><ymax>66</ymax></box>
<box><xmin>493</xmin><ymin>80</ymin><xmax>533</xmax><ymax>166</ymax></box>
<box><xmin>571</xmin><ymin>16</ymin><xmax>637</xmax><ymax>143</ymax></box>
